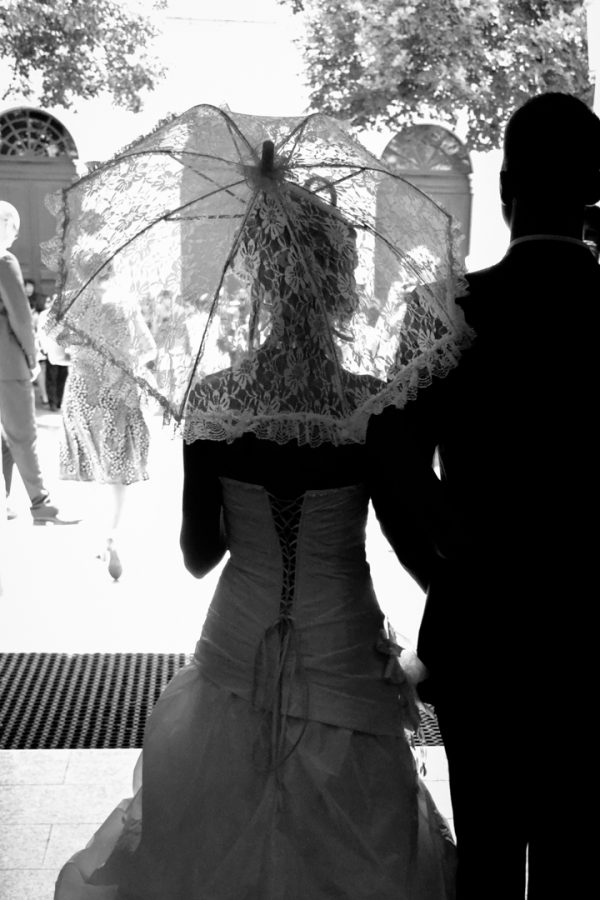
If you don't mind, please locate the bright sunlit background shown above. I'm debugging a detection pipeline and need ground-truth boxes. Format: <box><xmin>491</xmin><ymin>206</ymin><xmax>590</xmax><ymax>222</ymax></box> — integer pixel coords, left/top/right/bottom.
<box><xmin>0</xmin><ymin>0</ymin><xmax>515</xmax><ymax>650</ymax></box>
<box><xmin>0</xmin><ymin>0</ymin><xmax>508</xmax><ymax>269</ymax></box>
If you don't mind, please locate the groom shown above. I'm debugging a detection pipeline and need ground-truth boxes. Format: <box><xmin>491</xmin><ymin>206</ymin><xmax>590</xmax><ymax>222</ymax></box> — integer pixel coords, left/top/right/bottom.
<box><xmin>403</xmin><ymin>93</ymin><xmax>600</xmax><ymax>898</ymax></box>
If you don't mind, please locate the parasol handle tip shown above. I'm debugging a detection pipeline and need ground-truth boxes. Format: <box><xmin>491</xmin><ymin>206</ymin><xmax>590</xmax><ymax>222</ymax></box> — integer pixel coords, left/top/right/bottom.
<box><xmin>260</xmin><ymin>140</ymin><xmax>275</xmax><ymax>176</ymax></box>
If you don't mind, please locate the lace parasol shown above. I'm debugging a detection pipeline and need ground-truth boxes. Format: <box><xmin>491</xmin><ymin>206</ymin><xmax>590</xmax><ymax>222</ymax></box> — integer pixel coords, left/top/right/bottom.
<box><xmin>43</xmin><ymin>104</ymin><xmax>472</xmax><ymax>445</ymax></box>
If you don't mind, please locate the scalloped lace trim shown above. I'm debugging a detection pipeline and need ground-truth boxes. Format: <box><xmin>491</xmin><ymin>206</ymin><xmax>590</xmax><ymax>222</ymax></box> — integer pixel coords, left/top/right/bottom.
<box><xmin>182</xmin><ymin>320</ymin><xmax>473</xmax><ymax>446</ymax></box>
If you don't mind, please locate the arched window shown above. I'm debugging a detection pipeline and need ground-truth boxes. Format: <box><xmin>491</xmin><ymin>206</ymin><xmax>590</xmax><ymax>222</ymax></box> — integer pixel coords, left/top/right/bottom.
<box><xmin>382</xmin><ymin>124</ymin><xmax>471</xmax><ymax>175</ymax></box>
<box><xmin>0</xmin><ymin>107</ymin><xmax>78</xmax><ymax>159</ymax></box>
<box><xmin>0</xmin><ymin>107</ymin><xmax>78</xmax><ymax>294</ymax></box>
<box><xmin>381</xmin><ymin>124</ymin><xmax>472</xmax><ymax>261</ymax></box>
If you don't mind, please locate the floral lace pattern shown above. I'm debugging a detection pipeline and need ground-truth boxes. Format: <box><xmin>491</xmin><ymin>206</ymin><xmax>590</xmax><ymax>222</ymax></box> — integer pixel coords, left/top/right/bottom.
<box><xmin>42</xmin><ymin>104</ymin><xmax>471</xmax><ymax>446</ymax></box>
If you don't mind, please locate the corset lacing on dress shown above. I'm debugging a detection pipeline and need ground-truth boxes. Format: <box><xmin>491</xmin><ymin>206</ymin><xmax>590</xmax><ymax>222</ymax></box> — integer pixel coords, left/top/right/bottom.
<box><xmin>252</xmin><ymin>491</ymin><xmax>310</xmax><ymax>774</ymax></box>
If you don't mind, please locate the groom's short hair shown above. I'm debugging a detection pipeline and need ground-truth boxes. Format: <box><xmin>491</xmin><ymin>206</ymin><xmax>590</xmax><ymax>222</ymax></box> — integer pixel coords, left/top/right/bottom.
<box><xmin>503</xmin><ymin>93</ymin><xmax>600</xmax><ymax>197</ymax></box>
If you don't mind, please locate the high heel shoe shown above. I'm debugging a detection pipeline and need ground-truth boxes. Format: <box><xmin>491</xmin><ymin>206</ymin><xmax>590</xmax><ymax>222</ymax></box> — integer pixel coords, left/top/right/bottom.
<box><xmin>106</xmin><ymin>538</ymin><xmax>123</xmax><ymax>581</ymax></box>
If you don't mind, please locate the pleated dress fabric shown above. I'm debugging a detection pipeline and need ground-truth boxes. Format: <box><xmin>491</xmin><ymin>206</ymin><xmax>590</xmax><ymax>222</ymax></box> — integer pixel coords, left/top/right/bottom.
<box><xmin>54</xmin><ymin>479</ymin><xmax>455</xmax><ymax>900</ymax></box>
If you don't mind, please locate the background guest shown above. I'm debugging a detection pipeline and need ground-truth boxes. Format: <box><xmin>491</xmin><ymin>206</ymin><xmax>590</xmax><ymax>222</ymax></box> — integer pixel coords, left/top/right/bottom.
<box><xmin>54</xmin><ymin>264</ymin><xmax>156</xmax><ymax>578</ymax></box>
<box><xmin>0</xmin><ymin>200</ymin><xmax>78</xmax><ymax>525</ymax></box>
<box><xmin>38</xmin><ymin>298</ymin><xmax>70</xmax><ymax>411</ymax></box>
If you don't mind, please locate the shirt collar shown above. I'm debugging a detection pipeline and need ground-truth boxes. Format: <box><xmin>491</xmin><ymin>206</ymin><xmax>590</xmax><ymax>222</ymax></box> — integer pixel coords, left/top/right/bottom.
<box><xmin>508</xmin><ymin>234</ymin><xmax>587</xmax><ymax>250</ymax></box>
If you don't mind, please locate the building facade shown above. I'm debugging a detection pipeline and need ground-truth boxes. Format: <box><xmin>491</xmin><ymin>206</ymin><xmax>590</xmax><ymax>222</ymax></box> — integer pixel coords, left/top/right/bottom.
<box><xmin>0</xmin><ymin>106</ymin><xmax>78</xmax><ymax>294</ymax></box>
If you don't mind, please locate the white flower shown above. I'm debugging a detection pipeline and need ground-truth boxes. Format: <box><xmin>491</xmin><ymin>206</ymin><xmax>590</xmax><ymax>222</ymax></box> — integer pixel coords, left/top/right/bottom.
<box><xmin>324</xmin><ymin>218</ymin><xmax>352</xmax><ymax>252</ymax></box>
<box><xmin>283</xmin><ymin>348</ymin><xmax>310</xmax><ymax>393</ymax></box>
<box><xmin>307</xmin><ymin>307</ymin><xmax>330</xmax><ymax>342</ymax></box>
<box><xmin>284</xmin><ymin>248</ymin><xmax>307</xmax><ymax>293</ymax></box>
<box><xmin>236</xmin><ymin>238</ymin><xmax>260</xmax><ymax>280</ymax></box>
<box><xmin>257</xmin><ymin>390</ymin><xmax>281</xmax><ymax>415</ymax></box>
<box><xmin>233</xmin><ymin>355</ymin><xmax>258</xmax><ymax>390</ymax></box>
<box><xmin>337</xmin><ymin>271</ymin><xmax>357</xmax><ymax>302</ymax></box>
<box><xmin>259</xmin><ymin>197</ymin><xmax>287</xmax><ymax>240</ymax></box>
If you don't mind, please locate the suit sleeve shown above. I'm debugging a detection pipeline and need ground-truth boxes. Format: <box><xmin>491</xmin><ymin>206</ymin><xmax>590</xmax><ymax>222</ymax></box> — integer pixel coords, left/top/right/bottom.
<box><xmin>0</xmin><ymin>255</ymin><xmax>37</xmax><ymax>369</ymax></box>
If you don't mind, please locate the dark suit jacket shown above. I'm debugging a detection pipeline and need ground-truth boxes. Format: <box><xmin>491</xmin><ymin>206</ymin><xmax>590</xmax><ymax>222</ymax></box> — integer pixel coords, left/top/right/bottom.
<box><xmin>404</xmin><ymin>239</ymin><xmax>600</xmax><ymax>703</ymax></box>
<box><xmin>0</xmin><ymin>251</ymin><xmax>37</xmax><ymax>380</ymax></box>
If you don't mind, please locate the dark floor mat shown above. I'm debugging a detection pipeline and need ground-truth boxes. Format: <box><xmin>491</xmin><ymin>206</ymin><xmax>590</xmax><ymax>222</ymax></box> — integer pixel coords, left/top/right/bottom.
<box><xmin>0</xmin><ymin>653</ymin><xmax>443</xmax><ymax>748</ymax></box>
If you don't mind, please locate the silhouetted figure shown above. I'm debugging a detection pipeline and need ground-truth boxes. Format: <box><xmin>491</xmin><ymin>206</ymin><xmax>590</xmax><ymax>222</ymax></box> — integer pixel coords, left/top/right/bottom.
<box><xmin>38</xmin><ymin>300</ymin><xmax>69</xmax><ymax>410</ymax></box>
<box><xmin>397</xmin><ymin>93</ymin><xmax>600</xmax><ymax>899</ymax></box>
<box><xmin>0</xmin><ymin>201</ymin><xmax>78</xmax><ymax>525</ymax></box>
<box><xmin>24</xmin><ymin>277</ymin><xmax>47</xmax><ymax>314</ymax></box>
<box><xmin>25</xmin><ymin>280</ymin><xmax>50</xmax><ymax>406</ymax></box>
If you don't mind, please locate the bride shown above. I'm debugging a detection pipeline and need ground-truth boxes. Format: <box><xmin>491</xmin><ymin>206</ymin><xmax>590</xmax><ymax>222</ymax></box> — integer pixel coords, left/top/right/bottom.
<box><xmin>54</xmin><ymin>168</ymin><xmax>468</xmax><ymax>900</ymax></box>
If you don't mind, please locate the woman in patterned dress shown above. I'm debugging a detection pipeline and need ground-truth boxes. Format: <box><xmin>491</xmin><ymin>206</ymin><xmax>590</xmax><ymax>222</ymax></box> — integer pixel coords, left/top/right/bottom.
<box><xmin>56</xmin><ymin>264</ymin><xmax>156</xmax><ymax>579</ymax></box>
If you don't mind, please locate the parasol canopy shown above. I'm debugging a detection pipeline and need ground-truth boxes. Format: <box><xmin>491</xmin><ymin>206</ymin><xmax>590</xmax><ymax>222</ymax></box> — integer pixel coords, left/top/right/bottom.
<box><xmin>43</xmin><ymin>104</ymin><xmax>471</xmax><ymax>445</ymax></box>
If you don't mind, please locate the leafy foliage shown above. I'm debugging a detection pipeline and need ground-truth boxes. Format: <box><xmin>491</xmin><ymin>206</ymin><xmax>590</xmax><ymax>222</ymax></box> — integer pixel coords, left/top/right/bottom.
<box><xmin>280</xmin><ymin>0</ymin><xmax>592</xmax><ymax>150</ymax></box>
<box><xmin>0</xmin><ymin>0</ymin><xmax>166</xmax><ymax>113</ymax></box>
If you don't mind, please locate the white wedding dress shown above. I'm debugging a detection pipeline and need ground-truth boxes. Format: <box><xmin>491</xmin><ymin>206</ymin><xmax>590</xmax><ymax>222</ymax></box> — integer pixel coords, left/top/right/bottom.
<box><xmin>54</xmin><ymin>477</ymin><xmax>455</xmax><ymax>899</ymax></box>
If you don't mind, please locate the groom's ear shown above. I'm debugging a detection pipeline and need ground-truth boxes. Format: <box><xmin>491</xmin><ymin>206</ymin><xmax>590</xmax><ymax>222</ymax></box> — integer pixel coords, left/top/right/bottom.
<box><xmin>499</xmin><ymin>170</ymin><xmax>511</xmax><ymax>205</ymax></box>
<box><xmin>499</xmin><ymin>171</ymin><xmax>514</xmax><ymax>226</ymax></box>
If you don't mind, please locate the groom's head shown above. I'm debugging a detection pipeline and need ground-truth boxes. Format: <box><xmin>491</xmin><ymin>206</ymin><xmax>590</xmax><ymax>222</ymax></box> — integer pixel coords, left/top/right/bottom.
<box><xmin>500</xmin><ymin>93</ymin><xmax>600</xmax><ymax>222</ymax></box>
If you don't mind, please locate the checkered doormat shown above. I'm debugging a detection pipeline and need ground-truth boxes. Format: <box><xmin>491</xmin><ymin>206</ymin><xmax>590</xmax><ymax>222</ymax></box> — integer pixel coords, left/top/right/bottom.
<box><xmin>0</xmin><ymin>653</ymin><xmax>443</xmax><ymax>748</ymax></box>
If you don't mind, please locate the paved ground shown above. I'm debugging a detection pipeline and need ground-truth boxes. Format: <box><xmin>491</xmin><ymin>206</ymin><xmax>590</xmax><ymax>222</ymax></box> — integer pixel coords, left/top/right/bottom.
<box><xmin>0</xmin><ymin>745</ymin><xmax>452</xmax><ymax>899</ymax></box>
<box><xmin>0</xmin><ymin>403</ymin><xmax>449</xmax><ymax>898</ymax></box>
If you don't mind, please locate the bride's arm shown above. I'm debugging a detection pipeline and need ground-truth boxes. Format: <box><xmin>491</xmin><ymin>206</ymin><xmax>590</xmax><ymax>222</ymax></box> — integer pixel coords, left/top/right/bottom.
<box><xmin>180</xmin><ymin>440</ymin><xmax>227</xmax><ymax>578</ymax></box>
<box><xmin>370</xmin><ymin>423</ymin><xmax>437</xmax><ymax>591</ymax></box>
<box><xmin>367</xmin><ymin>398</ymin><xmax>452</xmax><ymax>592</ymax></box>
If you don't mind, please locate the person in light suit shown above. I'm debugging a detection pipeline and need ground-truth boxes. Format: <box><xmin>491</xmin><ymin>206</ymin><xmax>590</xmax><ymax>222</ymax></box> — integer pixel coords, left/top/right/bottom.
<box><xmin>0</xmin><ymin>200</ymin><xmax>78</xmax><ymax>525</ymax></box>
